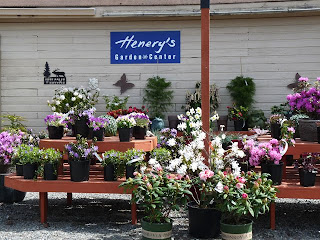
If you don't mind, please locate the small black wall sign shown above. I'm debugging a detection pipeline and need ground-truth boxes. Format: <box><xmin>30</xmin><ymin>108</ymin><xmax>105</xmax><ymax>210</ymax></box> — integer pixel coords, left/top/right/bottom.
<box><xmin>43</xmin><ymin>62</ymin><xmax>66</xmax><ymax>84</ymax></box>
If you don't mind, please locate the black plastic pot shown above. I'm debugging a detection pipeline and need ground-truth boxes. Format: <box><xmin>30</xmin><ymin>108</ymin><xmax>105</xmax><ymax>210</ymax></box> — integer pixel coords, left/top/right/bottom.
<box><xmin>317</xmin><ymin>126</ymin><xmax>320</xmax><ymax>144</ymax></box>
<box><xmin>93</xmin><ymin>128</ymin><xmax>105</xmax><ymax>141</ymax></box>
<box><xmin>234</xmin><ymin>120</ymin><xmax>244</xmax><ymax>131</ymax></box>
<box><xmin>48</xmin><ymin>126</ymin><xmax>64</xmax><ymax>139</ymax></box>
<box><xmin>126</xmin><ymin>165</ymin><xmax>137</xmax><ymax>179</ymax></box>
<box><xmin>75</xmin><ymin>117</ymin><xmax>89</xmax><ymax>138</ymax></box>
<box><xmin>168</xmin><ymin>115</ymin><xmax>180</xmax><ymax>129</ymax></box>
<box><xmin>286</xmin><ymin>155</ymin><xmax>294</xmax><ymax>166</ymax></box>
<box><xmin>67</xmin><ymin>123</ymin><xmax>76</xmax><ymax>137</ymax></box>
<box><xmin>119</xmin><ymin>128</ymin><xmax>131</xmax><ymax>142</ymax></box>
<box><xmin>23</xmin><ymin>163</ymin><xmax>38</xmax><ymax>179</ymax></box>
<box><xmin>299</xmin><ymin>168</ymin><xmax>316</xmax><ymax>187</ymax></box>
<box><xmin>16</xmin><ymin>164</ymin><xmax>23</xmax><ymax>176</ymax></box>
<box><xmin>188</xmin><ymin>201</ymin><xmax>221</xmax><ymax>239</ymax></box>
<box><xmin>217</xmin><ymin>115</ymin><xmax>228</xmax><ymax>131</ymax></box>
<box><xmin>69</xmin><ymin>160</ymin><xmax>90</xmax><ymax>182</ymax></box>
<box><xmin>261</xmin><ymin>162</ymin><xmax>283</xmax><ymax>185</ymax></box>
<box><xmin>104</xmin><ymin>164</ymin><xmax>116</xmax><ymax>181</ymax></box>
<box><xmin>44</xmin><ymin>163</ymin><xmax>58</xmax><ymax>180</ymax></box>
<box><xmin>87</xmin><ymin>128</ymin><xmax>93</xmax><ymax>140</ymax></box>
<box><xmin>270</xmin><ymin>123</ymin><xmax>281</xmax><ymax>140</ymax></box>
<box><xmin>0</xmin><ymin>174</ymin><xmax>26</xmax><ymax>203</ymax></box>
<box><xmin>133</xmin><ymin>126</ymin><xmax>146</xmax><ymax>140</ymax></box>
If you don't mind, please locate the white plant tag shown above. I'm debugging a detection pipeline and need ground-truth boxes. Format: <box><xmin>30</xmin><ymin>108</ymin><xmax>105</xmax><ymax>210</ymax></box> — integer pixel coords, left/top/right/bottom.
<box><xmin>280</xmin><ymin>140</ymin><xmax>288</xmax><ymax>156</ymax></box>
<box><xmin>94</xmin><ymin>152</ymin><xmax>103</xmax><ymax>162</ymax></box>
<box><xmin>59</xmin><ymin>113</ymin><xmax>69</xmax><ymax>124</ymax></box>
<box><xmin>127</xmin><ymin>157</ymin><xmax>143</xmax><ymax>165</ymax></box>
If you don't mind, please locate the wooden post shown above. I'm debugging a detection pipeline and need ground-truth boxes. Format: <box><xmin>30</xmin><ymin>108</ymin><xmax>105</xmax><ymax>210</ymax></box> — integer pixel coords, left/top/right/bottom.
<box><xmin>67</xmin><ymin>192</ymin><xmax>72</xmax><ymax>206</ymax></box>
<box><xmin>201</xmin><ymin>0</ymin><xmax>210</xmax><ymax>164</ymax></box>
<box><xmin>131</xmin><ymin>202</ymin><xmax>137</xmax><ymax>225</ymax></box>
<box><xmin>270</xmin><ymin>201</ymin><xmax>276</xmax><ymax>230</ymax></box>
<box><xmin>39</xmin><ymin>192</ymin><xmax>48</xmax><ymax>225</ymax></box>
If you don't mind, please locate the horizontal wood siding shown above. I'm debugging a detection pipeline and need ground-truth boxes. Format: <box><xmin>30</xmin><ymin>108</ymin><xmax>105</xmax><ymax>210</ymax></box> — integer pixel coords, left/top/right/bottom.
<box><xmin>1</xmin><ymin>16</ymin><xmax>320</xmax><ymax>131</ymax></box>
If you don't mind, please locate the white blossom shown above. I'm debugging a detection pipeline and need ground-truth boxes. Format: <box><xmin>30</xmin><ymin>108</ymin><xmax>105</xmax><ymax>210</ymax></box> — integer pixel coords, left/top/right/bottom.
<box><xmin>60</xmin><ymin>95</ymin><xmax>65</xmax><ymax>100</ymax></box>
<box><xmin>215</xmin><ymin>182</ymin><xmax>224</xmax><ymax>193</ymax></box>
<box><xmin>167</xmin><ymin>138</ymin><xmax>176</xmax><ymax>147</ymax></box>
<box><xmin>71</xmin><ymin>97</ymin><xmax>76</xmax><ymax>101</ymax></box>
<box><xmin>177</xmin><ymin>122</ymin><xmax>187</xmax><ymax>131</ymax></box>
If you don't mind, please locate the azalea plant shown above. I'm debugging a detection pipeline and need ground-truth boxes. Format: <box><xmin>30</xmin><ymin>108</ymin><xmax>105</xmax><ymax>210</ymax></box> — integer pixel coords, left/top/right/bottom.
<box><xmin>280</xmin><ymin>120</ymin><xmax>296</xmax><ymax>146</ymax></box>
<box><xmin>157</xmin><ymin>128</ymin><xmax>184</xmax><ymax>159</ymax></box>
<box><xmin>116</xmin><ymin>115</ymin><xmax>136</xmax><ymax>129</ymax></box>
<box><xmin>44</xmin><ymin>113</ymin><xmax>68</xmax><ymax>127</ymax></box>
<box><xmin>212</xmin><ymin>171</ymin><xmax>277</xmax><ymax>225</ymax></box>
<box><xmin>65</xmin><ymin>136</ymin><xmax>98</xmax><ymax>161</ymax></box>
<box><xmin>287</xmin><ymin>76</ymin><xmax>320</xmax><ymax>119</ymax></box>
<box><xmin>0</xmin><ymin>131</ymin><xmax>23</xmax><ymax>165</ymax></box>
<box><xmin>120</xmin><ymin>168</ymin><xmax>192</xmax><ymax>223</ymax></box>
<box><xmin>177</xmin><ymin>107</ymin><xmax>203</xmax><ymax>138</ymax></box>
<box><xmin>227</xmin><ymin>104</ymin><xmax>248</xmax><ymax>121</ymax></box>
<box><xmin>243</xmin><ymin>139</ymin><xmax>283</xmax><ymax>166</ymax></box>
<box><xmin>88</xmin><ymin>117</ymin><xmax>109</xmax><ymax>131</ymax></box>
<box><xmin>48</xmin><ymin>86</ymin><xmax>99</xmax><ymax>114</ymax></box>
<box><xmin>128</xmin><ymin>112</ymin><xmax>151</xmax><ymax>128</ymax></box>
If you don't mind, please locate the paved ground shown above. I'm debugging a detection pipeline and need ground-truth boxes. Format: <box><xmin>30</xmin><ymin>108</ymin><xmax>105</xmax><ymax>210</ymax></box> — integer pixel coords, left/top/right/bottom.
<box><xmin>0</xmin><ymin>193</ymin><xmax>320</xmax><ymax>239</ymax></box>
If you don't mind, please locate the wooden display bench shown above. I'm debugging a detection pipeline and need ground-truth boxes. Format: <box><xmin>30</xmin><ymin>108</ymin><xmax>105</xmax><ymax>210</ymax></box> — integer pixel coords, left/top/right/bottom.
<box><xmin>257</xmin><ymin>135</ymin><xmax>320</xmax><ymax>230</ymax></box>
<box><xmin>5</xmin><ymin>136</ymin><xmax>157</xmax><ymax>226</ymax></box>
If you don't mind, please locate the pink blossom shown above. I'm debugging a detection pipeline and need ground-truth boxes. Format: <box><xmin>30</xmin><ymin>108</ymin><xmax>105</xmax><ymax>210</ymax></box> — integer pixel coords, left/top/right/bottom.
<box><xmin>175</xmin><ymin>174</ymin><xmax>183</xmax><ymax>180</ymax></box>
<box><xmin>269</xmin><ymin>139</ymin><xmax>279</xmax><ymax>145</ymax></box>
<box><xmin>147</xmin><ymin>182</ymin><xmax>152</xmax><ymax>190</ymax></box>
<box><xmin>236</xmin><ymin>183</ymin><xmax>244</xmax><ymax>189</ymax></box>
<box><xmin>317</xmin><ymin>77</ymin><xmax>320</xmax><ymax>81</ymax></box>
<box><xmin>238</xmin><ymin>177</ymin><xmax>246</xmax><ymax>184</ymax></box>
<box><xmin>242</xmin><ymin>193</ymin><xmax>248</xmax><ymax>199</ymax></box>
<box><xmin>298</xmin><ymin>77</ymin><xmax>309</xmax><ymax>82</ymax></box>
<box><xmin>199</xmin><ymin>170</ymin><xmax>214</xmax><ymax>181</ymax></box>
<box><xmin>287</xmin><ymin>127</ymin><xmax>295</xmax><ymax>133</ymax></box>
<box><xmin>224</xmin><ymin>186</ymin><xmax>229</xmax><ymax>192</ymax></box>
<box><xmin>133</xmin><ymin>172</ymin><xmax>138</xmax><ymax>176</ymax></box>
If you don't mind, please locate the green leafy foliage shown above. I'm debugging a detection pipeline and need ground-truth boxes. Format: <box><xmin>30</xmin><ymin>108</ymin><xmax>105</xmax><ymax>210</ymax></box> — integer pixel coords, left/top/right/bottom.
<box><xmin>12</xmin><ymin>144</ymin><xmax>42</xmax><ymax>165</ymax></box>
<box><xmin>99</xmin><ymin>115</ymin><xmax>117</xmax><ymax>136</ymax></box>
<box><xmin>226</xmin><ymin>76</ymin><xmax>256</xmax><ymax>109</ymax></box>
<box><xmin>1</xmin><ymin>114</ymin><xmax>27</xmax><ymax>132</ymax></box>
<box><xmin>247</xmin><ymin>109</ymin><xmax>267</xmax><ymax>129</ymax></box>
<box><xmin>104</xmin><ymin>95</ymin><xmax>129</xmax><ymax>111</ymax></box>
<box><xmin>102</xmin><ymin>150</ymin><xmax>125</xmax><ymax>178</ymax></box>
<box><xmin>143</xmin><ymin>76</ymin><xmax>173</xmax><ymax>119</ymax></box>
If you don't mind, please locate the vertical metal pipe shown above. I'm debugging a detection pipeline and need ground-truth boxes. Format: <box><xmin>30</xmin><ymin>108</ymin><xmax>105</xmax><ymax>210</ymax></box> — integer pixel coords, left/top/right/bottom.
<box><xmin>201</xmin><ymin>0</ymin><xmax>210</xmax><ymax>164</ymax></box>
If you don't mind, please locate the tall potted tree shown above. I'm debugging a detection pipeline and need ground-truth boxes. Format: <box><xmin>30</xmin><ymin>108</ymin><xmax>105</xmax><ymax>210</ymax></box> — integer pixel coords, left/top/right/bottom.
<box><xmin>143</xmin><ymin>76</ymin><xmax>173</xmax><ymax>131</ymax></box>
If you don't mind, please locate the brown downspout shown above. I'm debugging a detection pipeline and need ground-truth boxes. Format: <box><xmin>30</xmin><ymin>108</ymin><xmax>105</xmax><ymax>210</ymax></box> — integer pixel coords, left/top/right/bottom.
<box><xmin>201</xmin><ymin>0</ymin><xmax>210</xmax><ymax>164</ymax></box>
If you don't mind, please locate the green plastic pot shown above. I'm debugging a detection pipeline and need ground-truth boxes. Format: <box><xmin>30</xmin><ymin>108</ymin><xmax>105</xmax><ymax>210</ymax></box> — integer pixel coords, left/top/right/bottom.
<box><xmin>220</xmin><ymin>220</ymin><xmax>253</xmax><ymax>240</ymax></box>
<box><xmin>141</xmin><ymin>218</ymin><xmax>172</xmax><ymax>240</ymax></box>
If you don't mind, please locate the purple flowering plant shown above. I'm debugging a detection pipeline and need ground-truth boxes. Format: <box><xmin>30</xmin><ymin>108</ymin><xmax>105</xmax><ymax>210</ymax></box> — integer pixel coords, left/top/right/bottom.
<box><xmin>0</xmin><ymin>131</ymin><xmax>23</xmax><ymax>165</ymax></box>
<box><xmin>287</xmin><ymin>77</ymin><xmax>320</xmax><ymax>119</ymax></box>
<box><xmin>65</xmin><ymin>136</ymin><xmax>98</xmax><ymax>161</ymax></box>
<box><xmin>88</xmin><ymin>117</ymin><xmax>109</xmax><ymax>131</ymax></box>
<box><xmin>243</xmin><ymin>139</ymin><xmax>283</xmax><ymax>166</ymax></box>
<box><xmin>158</xmin><ymin>128</ymin><xmax>184</xmax><ymax>159</ymax></box>
<box><xmin>44</xmin><ymin>113</ymin><xmax>68</xmax><ymax>127</ymax></box>
<box><xmin>128</xmin><ymin>112</ymin><xmax>151</xmax><ymax>128</ymax></box>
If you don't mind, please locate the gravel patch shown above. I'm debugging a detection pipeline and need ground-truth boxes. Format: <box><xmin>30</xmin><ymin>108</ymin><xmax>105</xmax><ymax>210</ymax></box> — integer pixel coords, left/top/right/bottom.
<box><xmin>1</xmin><ymin>192</ymin><xmax>320</xmax><ymax>239</ymax></box>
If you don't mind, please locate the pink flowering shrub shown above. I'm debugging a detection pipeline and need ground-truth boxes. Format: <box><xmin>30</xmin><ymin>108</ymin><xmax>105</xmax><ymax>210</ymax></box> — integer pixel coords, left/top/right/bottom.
<box><xmin>243</xmin><ymin>139</ymin><xmax>282</xmax><ymax>166</ymax></box>
<box><xmin>287</xmin><ymin>77</ymin><xmax>320</xmax><ymax>119</ymax></box>
<box><xmin>0</xmin><ymin>131</ymin><xmax>23</xmax><ymax>165</ymax></box>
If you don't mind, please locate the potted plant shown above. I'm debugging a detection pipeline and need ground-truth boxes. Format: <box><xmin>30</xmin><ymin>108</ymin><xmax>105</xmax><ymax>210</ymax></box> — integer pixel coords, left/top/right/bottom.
<box><xmin>244</xmin><ymin>139</ymin><xmax>284</xmax><ymax>185</ymax></box>
<box><xmin>0</xmin><ymin>131</ymin><xmax>26</xmax><ymax>203</ymax></box>
<box><xmin>104</xmin><ymin>95</ymin><xmax>129</xmax><ymax>111</ymax></box>
<box><xmin>88</xmin><ymin>117</ymin><xmax>108</xmax><ymax>141</ymax></box>
<box><xmin>44</xmin><ymin>113</ymin><xmax>68</xmax><ymax>139</ymax></box>
<box><xmin>47</xmin><ymin>86</ymin><xmax>99</xmax><ymax>136</ymax></box>
<box><xmin>247</xmin><ymin>109</ymin><xmax>267</xmax><ymax>129</ymax></box>
<box><xmin>116</xmin><ymin>115</ymin><xmax>136</xmax><ymax>142</ymax></box>
<box><xmin>143</xmin><ymin>76</ymin><xmax>173</xmax><ymax>131</ymax></box>
<box><xmin>123</xmin><ymin>149</ymin><xmax>145</xmax><ymax>179</ymax></box>
<box><xmin>157</xmin><ymin>128</ymin><xmax>184</xmax><ymax>159</ymax></box>
<box><xmin>148</xmin><ymin>148</ymin><xmax>172</xmax><ymax>170</ymax></box>
<box><xmin>120</xmin><ymin>168</ymin><xmax>191</xmax><ymax>240</ymax></box>
<box><xmin>102</xmin><ymin>150</ymin><xmax>124</xmax><ymax>181</ymax></box>
<box><xmin>41</xmin><ymin>148</ymin><xmax>62</xmax><ymax>180</ymax></box>
<box><xmin>287</xmin><ymin>76</ymin><xmax>320</xmax><ymax>141</ymax></box>
<box><xmin>14</xmin><ymin>144</ymin><xmax>41</xmax><ymax>179</ymax></box>
<box><xmin>289</xmin><ymin>114</ymin><xmax>309</xmax><ymax>138</ymax></box>
<box><xmin>65</xmin><ymin>136</ymin><xmax>98</xmax><ymax>182</ymax></box>
<box><xmin>73</xmin><ymin>108</ymin><xmax>95</xmax><ymax>138</ymax></box>
<box><xmin>227</xmin><ymin>105</ymin><xmax>249</xmax><ymax>131</ymax></box>
<box><xmin>99</xmin><ymin>115</ymin><xmax>117</xmax><ymax>137</ymax></box>
<box><xmin>295</xmin><ymin>153</ymin><xmax>318</xmax><ymax>187</ymax></box>
<box><xmin>214</xmin><ymin>171</ymin><xmax>277</xmax><ymax>240</ymax></box>
<box><xmin>129</xmin><ymin>112</ymin><xmax>151</xmax><ymax>139</ymax></box>
<box><xmin>269</xmin><ymin>114</ymin><xmax>283</xmax><ymax>140</ymax></box>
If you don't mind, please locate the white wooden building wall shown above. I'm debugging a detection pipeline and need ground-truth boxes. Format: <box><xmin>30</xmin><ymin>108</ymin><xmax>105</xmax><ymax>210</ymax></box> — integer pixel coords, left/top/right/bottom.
<box><xmin>0</xmin><ymin>15</ymin><xmax>320</xmax><ymax>132</ymax></box>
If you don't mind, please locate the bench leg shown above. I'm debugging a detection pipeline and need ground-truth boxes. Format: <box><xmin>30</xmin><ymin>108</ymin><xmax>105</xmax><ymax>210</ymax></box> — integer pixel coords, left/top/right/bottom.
<box><xmin>270</xmin><ymin>201</ymin><xmax>276</xmax><ymax>230</ymax></box>
<box><xmin>131</xmin><ymin>202</ymin><xmax>137</xmax><ymax>224</ymax></box>
<box><xmin>39</xmin><ymin>192</ymin><xmax>48</xmax><ymax>226</ymax></box>
<box><xmin>67</xmin><ymin>193</ymin><xmax>72</xmax><ymax>206</ymax></box>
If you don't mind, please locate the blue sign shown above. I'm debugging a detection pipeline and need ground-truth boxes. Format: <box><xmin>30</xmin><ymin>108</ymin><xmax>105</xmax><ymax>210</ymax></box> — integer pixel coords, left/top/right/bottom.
<box><xmin>110</xmin><ymin>31</ymin><xmax>180</xmax><ymax>64</ymax></box>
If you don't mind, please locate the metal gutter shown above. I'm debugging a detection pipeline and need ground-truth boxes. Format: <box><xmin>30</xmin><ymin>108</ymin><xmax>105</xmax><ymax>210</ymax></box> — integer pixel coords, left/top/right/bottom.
<box><xmin>0</xmin><ymin>8</ymin><xmax>95</xmax><ymax>16</ymax></box>
<box><xmin>102</xmin><ymin>7</ymin><xmax>320</xmax><ymax>17</ymax></box>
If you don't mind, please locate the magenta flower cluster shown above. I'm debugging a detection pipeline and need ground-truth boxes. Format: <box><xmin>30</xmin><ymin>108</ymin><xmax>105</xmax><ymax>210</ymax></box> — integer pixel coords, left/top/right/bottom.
<box><xmin>128</xmin><ymin>112</ymin><xmax>151</xmax><ymax>128</ymax></box>
<box><xmin>44</xmin><ymin>114</ymin><xmax>67</xmax><ymax>127</ymax></box>
<box><xmin>287</xmin><ymin>77</ymin><xmax>320</xmax><ymax>119</ymax></box>
<box><xmin>0</xmin><ymin>131</ymin><xmax>23</xmax><ymax>165</ymax></box>
<box><xmin>244</xmin><ymin>139</ymin><xmax>282</xmax><ymax>166</ymax></box>
<box><xmin>88</xmin><ymin>117</ymin><xmax>109</xmax><ymax>131</ymax></box>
